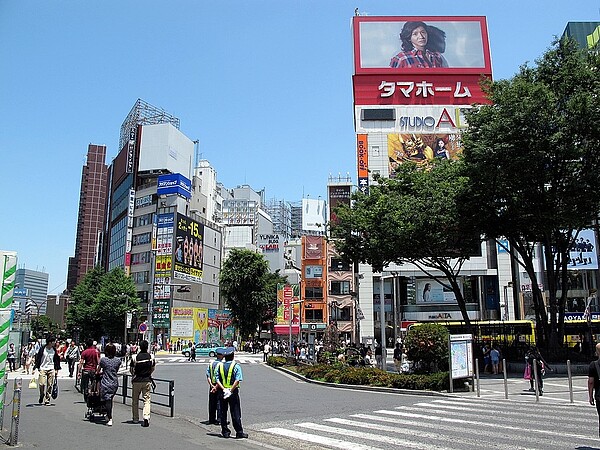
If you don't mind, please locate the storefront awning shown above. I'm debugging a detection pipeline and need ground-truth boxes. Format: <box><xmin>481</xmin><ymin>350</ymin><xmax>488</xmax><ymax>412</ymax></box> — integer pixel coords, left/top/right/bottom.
<box><xmin>274</xmin><ymin>324</ymin><xmax>300</xmax><ymax>335</ymax></box>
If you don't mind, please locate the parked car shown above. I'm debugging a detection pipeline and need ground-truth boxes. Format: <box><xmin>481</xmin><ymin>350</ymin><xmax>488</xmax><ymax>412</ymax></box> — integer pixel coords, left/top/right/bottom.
<box><xmin>181</xmin><ymin>343</ymin><xmax>221</xmax><ymax>358</ymax></box>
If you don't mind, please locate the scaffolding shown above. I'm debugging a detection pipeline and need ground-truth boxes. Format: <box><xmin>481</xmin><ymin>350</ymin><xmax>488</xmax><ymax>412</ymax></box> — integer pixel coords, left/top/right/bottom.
<box><xmin>119</xmin><ymin>99</ymin><xmax>180</xmax><ymax>150</ymax></box>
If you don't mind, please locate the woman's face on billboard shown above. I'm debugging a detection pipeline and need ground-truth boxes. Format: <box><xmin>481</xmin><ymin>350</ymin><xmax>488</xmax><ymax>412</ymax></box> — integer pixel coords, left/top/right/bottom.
<box><xmin>410</xmin><ymin>26</ymin><xmax>428</xmax><ymax>51</ymax></box>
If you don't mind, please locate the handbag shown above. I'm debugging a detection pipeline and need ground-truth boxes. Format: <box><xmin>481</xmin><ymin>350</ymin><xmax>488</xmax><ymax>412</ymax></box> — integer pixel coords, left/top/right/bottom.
<box><xmin>51</xmin><ymin>378</ymin><xmax>59</xmax><ymax>399</ymax></box>
<box><xmin>28</xmin><ymin>376</ymin><xmax>37</xmax><ymax>389</ymax></box>
<box><xmin>523</xmin><ymin>364</ymin><xmax>531</xmax><ymax>380</ymax></box>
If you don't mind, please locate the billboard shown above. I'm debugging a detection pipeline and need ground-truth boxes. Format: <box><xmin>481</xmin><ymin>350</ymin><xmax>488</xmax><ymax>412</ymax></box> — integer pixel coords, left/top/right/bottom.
<box><xmin>388</xmin><ymin>132</ymin><xmax>462</xmax><ymax>173</ymax></box>
<box><xmin>302</xmin><ymin>198</ymin><xmax>327</xmax><ymax>232</ymax></box>
<box><xmin>565</xmin><ymin>229</ymin><xmax>598</xmax><ymax>270</ymax></box>
<box><xmin>352</xmin><ymin>16</ymin><xmax>492</xmax><ymax>105</ymax></box>
<box><xmin>170</xmin><ymin>308</ymin><xmax>234</xmax><ymax>344</ymax></box>
<box><xmin>353</xmin><ymin>16</ymin><xmax>491</xmax><ymax>73</ymax></box>
<box><xmin>328</xmin><ymin>184</ymin><xmax>352</xmax><ymax>225</ymax></box>
<box><xmin>174</xmin><ymin>213</ymin><xmax>204</xmax><ymax>282</ymax></box>
<box><xmin>157</xmin><ymin>173</ymin><xmax>192</xmax><ymax>199</ymax></box>
<box><xmin>416</xmin><ymin>279</ymin><xmax>458</xmax><ymax>304</ymax></box>
<box><xmin>276</xmin><ymin>284</ymin><xmax>300</xmax><ymax>326</ymax></box>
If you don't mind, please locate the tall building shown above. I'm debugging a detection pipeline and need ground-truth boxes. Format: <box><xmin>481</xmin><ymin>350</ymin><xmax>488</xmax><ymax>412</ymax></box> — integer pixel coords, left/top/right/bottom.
<box><xmin>15</xmin><ymin>268</ymin><xmax>49</xmax><ymax>316</ymax></box>
<box><xmin>102</xmin><ymin>99</ymin><xmax>222</xmax><ymax>343</ymax></box>
<box><xmin>562</xmin><ymin>22</ymin><xmax>600</xmax><ymax>49</ymax></box>
<box><xmin>67</xmin><ymin>144</ymin><xmax>107</xmax><ymax>292</ymax></box>
<box><xmin>350</xmin><ymin>15</ymin><xmax>497</xmax><ymax>346</ymax></box>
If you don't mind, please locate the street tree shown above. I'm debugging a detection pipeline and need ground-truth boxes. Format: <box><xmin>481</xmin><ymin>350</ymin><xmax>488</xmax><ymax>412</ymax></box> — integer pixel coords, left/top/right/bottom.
<box><xmin>30</xmin><ymin>315</ymin><xmax>61</xmax><ymax>340</ymax></box>
<box><xmin>66</xmin><ymin>266</ymin><xmax>138</xmax><ymax>341</ymax></box>
<box><xmin>220</xmin><ymin>249</ymin><xmax>275</xmax><ymax>339</ymax></box>
<box><xmin>330</xmin><ymin>159</ymin><xmax>481</xmax><ymax>326</ymax></box>
<box><xmin>461</xmin><ymin>38</ymin><xmax>600</xmax><ymax>350</ymax></box>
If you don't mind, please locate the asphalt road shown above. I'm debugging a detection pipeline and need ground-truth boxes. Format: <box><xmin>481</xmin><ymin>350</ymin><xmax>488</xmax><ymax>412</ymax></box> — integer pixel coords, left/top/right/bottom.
<box><xmin>153</xmin><ymin>353</ymin><xmax>600</xmax><ymax>449</ymax></box>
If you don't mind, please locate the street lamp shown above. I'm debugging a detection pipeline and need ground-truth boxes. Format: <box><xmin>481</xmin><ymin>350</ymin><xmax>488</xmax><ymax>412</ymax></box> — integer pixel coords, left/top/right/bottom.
<box><xmin>288</xmin><ymin>300</ymin><xmax>302</xmax><ymax>357</ymax></box>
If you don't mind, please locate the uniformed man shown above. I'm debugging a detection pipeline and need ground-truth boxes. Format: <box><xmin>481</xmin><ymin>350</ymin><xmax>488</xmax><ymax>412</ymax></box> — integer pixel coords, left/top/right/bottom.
<box><xmin>216</xmin><ymin>346</ymin><xmax>248</xmax><ymax>439</ymax></box>
<box><xmin>206</xmin><ymin>347</ymin><xmax>225</xmax><ymax>425</ymax></box>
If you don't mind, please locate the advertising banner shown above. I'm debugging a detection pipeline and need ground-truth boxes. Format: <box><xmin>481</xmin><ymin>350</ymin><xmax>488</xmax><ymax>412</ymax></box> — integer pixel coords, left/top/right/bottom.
<box><xmin>388</xmin><ymin>132</ymin><xmax>462</xmax><ymax>175</ymax></box>
<box><xmin>353</xmin><ymin>16</ymin><xmax>491</xmax><ymax>74</ymax></box>
<box><xmin>304</xmin><ymin>236</ymin><xmax>323</xmax><ymax>259</ymax></box>
<box><xmin>416</xmin><ymin>279</ymin><xmax>458</xmax><ymax>304</ymax></box>
<box><xmin>170</xmin><ymin>308</ymin><xmax>235</xmax><ymax>343</ymax></box>
<box><xmin>302</xmin><ymin>198</ymin><xmax>327</xmax><ymax>232</ymax></box>
<box><xmin>157</xmin><ymin>173</ymin><xmax>192</xmax><ymax>199</ymax></box>
<box><xmin>357</xmin><ymin>134</ymin><xmax>369</xmax><ymax>194</ymax></box>
<box><xmin>174</xmin><ymin>213</ymin><xmax>204</xmax><ymax>282</ymax></box>
<box><xmin>355</xmin><ymin>105</ymin><xmax>468</xmax><ymax>133</ymax></box>
<box><xmin>328</xmin><ymin>184</ymin><xmax>351</xmax><ymax>225</ymax></box>
<box><xmin>258</xmin><ymin>234</ymin><xmax>282</xmax><ymax>253</ymax></box>
<box><xmin>276</xmin><ymin>284</ymin><xmax>300</xmax><ymax>326</ymax></box>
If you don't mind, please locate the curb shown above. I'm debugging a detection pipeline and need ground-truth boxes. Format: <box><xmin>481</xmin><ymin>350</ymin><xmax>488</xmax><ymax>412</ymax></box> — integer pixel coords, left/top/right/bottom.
<box><xmin>271</xmin><ymin>365</ymin><xmax>452</xmax><ymax>397</ymax></box>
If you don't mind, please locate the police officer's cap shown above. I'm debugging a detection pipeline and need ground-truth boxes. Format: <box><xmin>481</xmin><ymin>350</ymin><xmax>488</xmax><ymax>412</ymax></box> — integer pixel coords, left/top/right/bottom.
<box><xmin>223</xmin><ymin>347</ymin><xmax>235</xmax><ymax>356</ymax></box>
<box><xmin>216</xmin><ymin>347</ymin><xmax>226</xmax><ymax>356</ymax></box>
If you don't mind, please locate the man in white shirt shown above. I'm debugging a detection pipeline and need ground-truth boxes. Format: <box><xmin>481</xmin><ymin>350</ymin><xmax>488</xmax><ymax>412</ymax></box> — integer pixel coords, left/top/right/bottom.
<box><xmin>33</xmin><ymin>335</ymin><xmax>61</xmax><ymax>405</ymax></box>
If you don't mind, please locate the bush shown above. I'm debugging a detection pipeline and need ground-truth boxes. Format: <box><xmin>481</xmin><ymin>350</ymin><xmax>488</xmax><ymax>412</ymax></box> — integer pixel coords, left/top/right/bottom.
<box><xmin>293</xmin><ymin>363</ymin><xmax>448</xmax><ymax>391</ymax></box>
<box><xmin>404</xmin><ymin>323</ymin><xmax>449</xmax><ymax>373</ymax></box>
<box><xmin>267</xmin><ymin>356</ymin><xmax>287</xmax><ymax>367</ymax></box>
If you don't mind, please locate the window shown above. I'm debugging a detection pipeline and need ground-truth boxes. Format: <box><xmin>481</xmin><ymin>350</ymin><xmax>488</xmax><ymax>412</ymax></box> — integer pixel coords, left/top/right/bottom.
<box><xmin>305</xmin><ymin>309</ymin><xmax>323</xmax><ymax>322</ymax></box>
<box><xmin>330</xmin><ymin>258</ymin><xmax>350</xmax><ymax>271</ymax></box>
<box><xmin>330</xmin><ymin>281</ymin><xmax>350</xmax><ymax>295</ymax></box>
<box><xmin>304</xmin><ymin>287</ymin><xmax>323</xmax><ymax>299</ymax></box>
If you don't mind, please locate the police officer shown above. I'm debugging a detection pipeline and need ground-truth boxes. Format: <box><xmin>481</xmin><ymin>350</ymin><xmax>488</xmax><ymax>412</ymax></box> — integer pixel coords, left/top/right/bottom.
<box><xmin>216</xmin><ymin>347</ymin><xmax>248</xmax><ymax>439</ymax></box>
<box><xmin>206</xmin><ymin>347</ymin><xmax>225</xmax><ymax>425</ymax></box>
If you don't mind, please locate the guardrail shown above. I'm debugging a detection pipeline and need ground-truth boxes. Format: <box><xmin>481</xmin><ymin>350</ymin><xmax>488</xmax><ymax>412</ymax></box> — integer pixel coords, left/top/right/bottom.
<box><xmin>74</xmin><ymin>361</ymin><xmax>175</xmax><ymax>417</ymax></box>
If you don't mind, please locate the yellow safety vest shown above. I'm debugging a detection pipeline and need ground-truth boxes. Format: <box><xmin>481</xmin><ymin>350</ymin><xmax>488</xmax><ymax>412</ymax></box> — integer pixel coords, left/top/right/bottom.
<box><xmin>209</xmin><ymin>360</ymin><xmax>220</xmax><ymax>384</ymax></box>
<box><xmin>219</xmin><ymin>361</ymin><xmax>237</xmax><ymax>389</ymax></box>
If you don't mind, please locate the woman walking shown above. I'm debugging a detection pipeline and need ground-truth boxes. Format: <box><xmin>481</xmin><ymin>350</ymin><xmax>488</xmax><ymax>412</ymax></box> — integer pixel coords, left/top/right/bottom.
<box><xmin>97</xmin><ymin>343</ymin><xmax>121</xmax><ymax>426</ymax></box>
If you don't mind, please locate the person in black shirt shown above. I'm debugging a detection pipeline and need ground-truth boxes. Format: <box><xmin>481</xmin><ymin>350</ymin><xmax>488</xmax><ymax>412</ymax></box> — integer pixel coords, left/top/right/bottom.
<box><xmin>588</xmin><ymin>343</ymin><xmax>600</xmax><ymax>436</ymax></box>
<box><xmin>130</xmin><ymin>340</ymin><xmax>155</xmax><ymax>427</ymax></box>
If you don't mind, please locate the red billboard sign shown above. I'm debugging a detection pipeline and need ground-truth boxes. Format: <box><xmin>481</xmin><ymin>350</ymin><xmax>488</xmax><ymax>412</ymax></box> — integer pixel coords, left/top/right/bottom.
<box><xmin>352</xmin><ymin>16</ymin><xmax>492</xmax><ymax>106</ymax></box>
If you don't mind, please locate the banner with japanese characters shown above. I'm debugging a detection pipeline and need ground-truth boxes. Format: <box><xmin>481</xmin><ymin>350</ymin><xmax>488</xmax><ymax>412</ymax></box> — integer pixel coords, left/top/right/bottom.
<box><xmin>174</xmin><ymin>213</ymin><xmax>204</xmax><ymax>283</ymax></box>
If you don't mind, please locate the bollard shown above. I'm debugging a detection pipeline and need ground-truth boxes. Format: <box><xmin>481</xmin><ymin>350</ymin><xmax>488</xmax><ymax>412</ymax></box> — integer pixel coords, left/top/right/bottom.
<box><xmin>502</xmin><ymin>358</ymin><xmax>508</xmax><ymax>399</ymax></box>
<box><xmin>567</xmin><ymin>360</ymin><xmax>574</xmax><ymax>403</ymax></box>
<box><xmin>9</xmin><ymin>377</ymin><xmax>22</xmax><ymax>446</ymax></box>
<box><xmin>475</xmin><ymin>358</ymin><xmax>480</xmax><ymax>397</ymax></box>
<box><xmin>533</xmin><ymin>359</ymin><xmax>540</xmax><ymax>403</ymax></box>
<box><xmin>169</xmin><ymin>380</ymin><xmax>175</xmax><ymax>417</ymax></box>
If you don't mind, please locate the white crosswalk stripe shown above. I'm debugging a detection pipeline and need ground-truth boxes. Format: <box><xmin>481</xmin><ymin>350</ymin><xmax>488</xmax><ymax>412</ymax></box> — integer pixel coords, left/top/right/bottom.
<box><xmin>154</xmin><ymin>357</ymin><xmax>262</xmax><ymax>365</ymax></box>
<box><xmin>258</xmin><ymin>397</ymin><xmax>600</xmax><ymax>449</ymax></box>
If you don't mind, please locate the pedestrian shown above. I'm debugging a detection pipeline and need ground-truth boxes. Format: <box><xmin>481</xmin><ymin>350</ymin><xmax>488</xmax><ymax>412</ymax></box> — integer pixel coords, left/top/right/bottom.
<box><xmin>65</xmin><ymin>340</ymin><xmax>81</xmax><ymax>378</ymax></box>
<box><xmin>525</xmin><ymin>347</ymin><xmax>545</xmax><ymax>395</ymax></box>
<box><xmin>27</xmin><ymin>343</ymin><xmax>36</xmax><ymax>374</ymax></box>
<box><xmin>206</xmin><ymin>347</ymin><xmax>225</xmax><ymax>425</ymax></box>
<box><xmin>79</xmin><ymin>339</ymin><xmax>100</xmax><ymax>402</ymax></box>
<box><xmin>364</xmin><ymin>348</ymin><xmax>375</xmax><ymax>367</ymax></box>
<box><xmin>490</xmin><ymin>346</ymin><xmax>500</xmax><ymax>375</ymax></box>
<box><xmin>130</xmin><ymin>339</ymin><xmax>155</xmax><ymax>427</ymax></box>
<box><xmin>7</xmin><ymin>343</ymin><xmax>16</xmax><ymax>372</ymax></box>
<box><xmin>262</xmin><ymin>341</ymin><xmax>271</xmax><ymax>363</ymax></box>
<box><xmin>374</xmin><ymin>340</ymin><xmax>383</xmax><ymax>370</ymax></box>
<box><xmin>588</xmin><ymin>342</ymin><xmax>600</xmax><ymax>436</ymax></box>
<box><xmin>97</xmin><ymin>343</ymin><xmax>121</xmax><ymax>426</ymax></box>
<box><xmin>190</xmin><ymin>343</ymin><xmax>196</xmax><ymax>362</ymax></box>
<box><xmin>21</xmin><ymin>343</ymin><xmax>31</xmax><ymax>374</ymax></box>
<box><xmin>393</xmin><ymin>343</ymin><xmax>402</xmax><ymax>373</ymax></box>
<box><xmin>33</xmin><ymin>334</ymin><xmax>61</xmax><ymax>405</ymax></box>
<box><xmin>482</xmin><ymin>343</ymin><xmax>491</xmax><ymax>374</ymax></box>
<box><xmin>216</xmin><ymin>347</ymin><xmax>248</xmax><ymax>439</ymax></box>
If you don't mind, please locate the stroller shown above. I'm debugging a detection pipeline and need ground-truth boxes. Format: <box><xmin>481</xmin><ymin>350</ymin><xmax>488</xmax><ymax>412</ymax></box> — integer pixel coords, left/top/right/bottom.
<box><xmin>85</xmin><ymin>373</ymin><xmax>107</xmax><ymax>421</ymax></box>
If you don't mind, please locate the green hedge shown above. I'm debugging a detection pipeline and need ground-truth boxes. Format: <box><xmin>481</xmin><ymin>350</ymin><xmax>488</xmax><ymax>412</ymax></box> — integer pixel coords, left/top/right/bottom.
<box><xmin>276</xmin><ymin>363</ymin><xmax>449</xmax><ymax>391</ymax></box>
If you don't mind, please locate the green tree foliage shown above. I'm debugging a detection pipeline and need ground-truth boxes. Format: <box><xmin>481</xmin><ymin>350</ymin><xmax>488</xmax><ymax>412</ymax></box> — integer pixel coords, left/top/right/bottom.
<box><xmin>220</xmin><ymin>249</ymin><xmax>277</xmax><ymax>338</ymax></box>
<box><xmin>330</xmin><ymin>160</ymin><xmax>481</xmax><ymax>325</ymax></box>
<box><xmin>404</xmin><ymin>323</ymin><xmax>449</xmax><ymax>373</ymax></box>
<box><xmin>461</xmin><ymin>38</ymin><xmax>600</xmax><ymax>349</ymax></box>
<box><xmin>30</xmin><ymin>315</ymin><xmax>61</xmax><ymax>340</ymax></box>
<box><xmin>66</xmin><ymin>266</ymin><xmax>138</xmax><ymax>341</ymax></box>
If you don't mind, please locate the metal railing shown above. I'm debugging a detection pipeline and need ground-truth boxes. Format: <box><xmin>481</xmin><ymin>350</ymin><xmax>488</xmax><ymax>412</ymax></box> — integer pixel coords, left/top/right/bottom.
<box><xmin>74</xmin><ymin>361</ymin><xmax>175</xmax><ymax>417</ymax></box>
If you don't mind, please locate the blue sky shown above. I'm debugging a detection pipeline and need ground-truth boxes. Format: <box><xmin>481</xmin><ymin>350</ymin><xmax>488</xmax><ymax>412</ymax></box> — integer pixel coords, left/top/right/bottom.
<box><xmin>1</xmin><ymin>1</ymin><xmax>598</xmax><ymax>294</ymax></box>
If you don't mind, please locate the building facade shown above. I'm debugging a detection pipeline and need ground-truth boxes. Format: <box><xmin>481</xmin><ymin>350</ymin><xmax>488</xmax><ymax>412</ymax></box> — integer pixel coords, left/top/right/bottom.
<box><xmin>67</xmin><ymin>144</ymin><xmax>107</xmax><ymax>292</ymax></box>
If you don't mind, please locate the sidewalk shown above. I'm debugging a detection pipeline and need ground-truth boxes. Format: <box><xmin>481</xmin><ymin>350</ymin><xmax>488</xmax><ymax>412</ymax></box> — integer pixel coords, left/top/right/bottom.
<box><xmin>1</xmin><ymin>367</ymin><xmax>261</xmax><ymax>450</ymax></box>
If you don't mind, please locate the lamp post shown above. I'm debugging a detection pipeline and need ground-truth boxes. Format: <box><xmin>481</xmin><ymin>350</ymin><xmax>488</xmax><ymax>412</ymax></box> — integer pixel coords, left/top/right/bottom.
<box><xmin>288</xmin><ymin>300</ymin><xmax>302</xmax><ymax>357</ymax></box>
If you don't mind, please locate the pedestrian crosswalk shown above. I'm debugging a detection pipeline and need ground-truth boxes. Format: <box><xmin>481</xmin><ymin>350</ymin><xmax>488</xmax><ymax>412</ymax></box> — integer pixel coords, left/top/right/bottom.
<box><xmin>154</xmin><ymin>356</ymin><xmax>263</xmax><ymax>365</ymax></box>
<box><xmin>260</xmin><ymin>397</ymin><xmax>599</xmax><ymax>449</ymax></box>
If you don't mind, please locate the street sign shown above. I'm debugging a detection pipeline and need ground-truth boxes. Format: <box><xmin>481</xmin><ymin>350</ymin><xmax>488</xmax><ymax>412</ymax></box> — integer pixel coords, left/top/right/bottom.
<box><xmin>139</xmin><ymin>322</ymin><xmax>148</xmax><ymax>333</ymax></box>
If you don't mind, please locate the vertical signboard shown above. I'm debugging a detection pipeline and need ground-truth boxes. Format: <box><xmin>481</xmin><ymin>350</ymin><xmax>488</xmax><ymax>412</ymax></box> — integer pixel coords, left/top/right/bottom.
<box><xmin>357</xmin><ymin>134</ymin><xmax>369</xmax><ymax>194</ymax></box>
<box><xmin>328</xmin><ymin>184</ymin><xmax>352</xmax><ymax>225</ymax></box>
<box><xmin>448</xmin><ymin>333</ymin><xmax>474</xmax><ymax>392</ymax></box>
<box><xmin>174</xmin><ymin>213</ymin><xmax>204</xmax><ymax>282</ymax></box>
